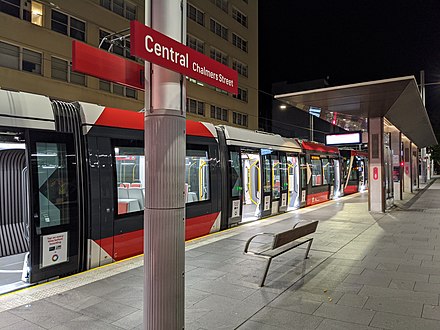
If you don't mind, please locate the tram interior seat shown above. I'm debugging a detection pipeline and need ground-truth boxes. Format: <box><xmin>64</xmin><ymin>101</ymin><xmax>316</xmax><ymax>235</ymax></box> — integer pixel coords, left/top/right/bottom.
<box><xmin>118</xmin><ymin>187</ymin><xmax>129</xmax><ymax>199</ymax></box>
<box><xmin>128</xmin><ymin>187</ymin><xmax>144</xmax><ymax>209</ymax></box>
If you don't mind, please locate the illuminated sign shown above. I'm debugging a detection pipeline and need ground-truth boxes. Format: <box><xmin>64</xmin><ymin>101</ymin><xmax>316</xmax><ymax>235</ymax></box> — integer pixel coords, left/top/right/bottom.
<box><xmin>325</xmin><ymin>132</ymin><xmax>362</xmax><ymax>145</ymax></box>
<box><xmin>130</xmin><ymin>20</ymin><xmax>238</xmax><ymax>94</ymax></box>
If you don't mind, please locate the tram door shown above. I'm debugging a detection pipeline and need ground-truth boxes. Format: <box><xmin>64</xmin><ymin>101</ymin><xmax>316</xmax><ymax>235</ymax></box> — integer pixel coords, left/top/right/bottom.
<box><xmin>241</xmin><ymin>149</ymin><xmax>261</xmax><ymax>222</ymax></box>
<box><xmin>261</xmin><ymin>151</ymin><xmax>272</xmax><ymax>218</ymax></box>
<box><xmin>26</xmin><ymin>130</ymin><xmax>79</xmax><ymax>283</ymax></box>
<box><xmin>333</xmin><ymin>159</ymin><xmax>341</xmax><ymax>198</ymax></box>
<box><xmin>286</xmin><ymin>155</ymin><xmax>300</xmax><ymax>211</ymax></box>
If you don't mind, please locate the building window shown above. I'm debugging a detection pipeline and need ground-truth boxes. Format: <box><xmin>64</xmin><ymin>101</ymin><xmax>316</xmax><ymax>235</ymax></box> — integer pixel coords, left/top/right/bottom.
<box><xmin>232</xmin><ymin>59</ymin><xmax>248</xmax><ymax>77</ymax></box>
<box><xmin>0</xmin><ymin>41</ymin><xmax>42</xmax><ymax>74</ymax></box>
<box><xmin>233</xmin><ymin>87</ymin><xmax>248</xmax><ymax>102</ymax></box>
<box><xmin>210</xmin><ymin>48</ymin><xmax>228</xmax><ymax>66</ymax></box>
<box><xmin>232</xmin><ymin>33</ymin><xmax>247</xmax><ymax>52</ymax></box>
<box><xmin>210</xmin><ymin>0</ymin><xmax>228</xmax><ymax>13</ymax></box>
<box><xmin>99</xmin><ymin>29</ymin><xmax>134</xmax><ymax>60</ymax></box>
<box><xmin>187</xmin><ymin>3</ymin><xmax>204</xmax><ymax>26</ymax></box>
<box><xmin>210</xmin><ymin>19</ymin><xmax>228</xmax><ymax>40</ymax></box>
<box><xmin>1</xmin><ymin>0</ymin><xmax>44</xmax><ymax>26</ymax></box>
<box><xmin>22</xmin><ymin>49</ymin><xmax>41</xmax><ymax>74</ymax></box>
<box><xmin>232</xmin><ymin>111</ymin><xmax>248</xmax><ymax>127</ymax></box>
<box><xmin>187</xmin><ymin>35</ymin><xmax>204</xmax><ymax>54</ymax></box>
<box><xmin>232</xmin><ymin>7</ymin><xmax>247</xmax><ymax>27</ymax></box>
<box><xmin>51</xmin><ymin>57</ymin><xmax>86</xmax><ymax>86</ymax></box>
<box><xmin>0</xmin><ymin>41</ymin><xmax>19</xmax><ymax>70</ymax></box>
<box><xmin>99</xmin><ymin>79</ymin><xmax>138</xmax><ymax>98</ymax></box>
<box><xmin>186</xmin><ymin>98</ymin><xmax>205</xmax><ymax>116</ymax></box>
<box><xmin>51</xmin><ymin>57</ymin><xmax>68</xmax><ymax>81</ymax></box>
<box><xmin>51</xmin><ymin>10</ymin><xmax>86</xmax><ymax>41</ymax></box>
<box><xmin>100</xmin><ymin>0</ymin><xmax>136</xmax><ymax>20</ymax></box>
<box><xmin>211</xmin><ymin>105</ymin><xmax>228</xmax><ymax>122</ymax></box>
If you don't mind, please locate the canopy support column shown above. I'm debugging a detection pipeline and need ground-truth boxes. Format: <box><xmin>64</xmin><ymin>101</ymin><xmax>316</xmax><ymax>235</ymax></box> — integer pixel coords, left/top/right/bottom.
<box><xmin>368</xmin><ymin>117</ymin><xmax>385</xmax><ymax>212</ymax></box>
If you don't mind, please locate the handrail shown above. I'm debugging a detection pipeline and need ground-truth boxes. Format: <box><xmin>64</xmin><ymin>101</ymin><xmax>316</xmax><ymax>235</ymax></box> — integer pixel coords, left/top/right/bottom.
<box><xmin>198</xmin><ymin>160</ymin><xmax>207</xmax><ymax>200</ymax></box>
<box><xmin>247</xmin><ymin>160</ymin><xmax>260</xmax><ymax>206</ymax></box>
<box><xmin>244</xmin><ymin>233</ymin><xmax>275</xmax><ymax>253</ymax></box>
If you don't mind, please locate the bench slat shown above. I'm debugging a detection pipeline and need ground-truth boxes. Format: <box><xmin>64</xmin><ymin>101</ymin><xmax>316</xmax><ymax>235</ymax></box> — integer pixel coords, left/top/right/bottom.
<box><xmin>272</xmin><ymin>221</ymin><xmax>318</xmax><ymax>249</ymax></box>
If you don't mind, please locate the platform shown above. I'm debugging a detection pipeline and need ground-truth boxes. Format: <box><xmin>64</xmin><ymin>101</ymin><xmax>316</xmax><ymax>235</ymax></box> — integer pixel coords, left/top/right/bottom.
<box><xmin>1</xmin><ymin>178</ymin><xmax>440</xmax><ymax>329</ymax></box>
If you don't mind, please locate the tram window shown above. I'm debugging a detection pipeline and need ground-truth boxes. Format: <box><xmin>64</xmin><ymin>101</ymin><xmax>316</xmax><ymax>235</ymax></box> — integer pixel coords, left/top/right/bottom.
<box><xmin>311</xmin><ymin>158</ymin><xmax>322</xmax><ymax>186</ymax></box>
<box><xmin>36</xmin><ymin>142</ymin><xmax>72</xmax><ymax>228</ymax></box>
<box><xmin>186</xmin><ymin>148</ymin><xmax>210</xmax><ymax>204</ymax></box>
<box><xmin>271</xmin><ymin>154</ymin><xmax>281</xmax><ymax>199</ymax></box>
<box><xmin>262</xmin><ymin>156</ymin><xmax>271</xmax><ymax>193</ymax></box>
<box><xmin>229</xmin><ymin>151</ymin><xmax>242</xmax><ymax>198</ymax></box>
<box><xmin>300</xmin><ymin>157</ymin><xmax>307</xmax><ymax>188</ymax></box>
<box><xmin>114</xmin><ymin>146</ymin><xmax>145</xmax><ymax>215</ymax></box>
<box><xmin>322</xmin><ymin>158</ymin><xmax>330</xmax><ymax>185</ymax></box>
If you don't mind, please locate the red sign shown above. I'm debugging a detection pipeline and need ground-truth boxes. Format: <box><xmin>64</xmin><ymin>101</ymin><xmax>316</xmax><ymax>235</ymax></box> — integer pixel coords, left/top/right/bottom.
<box><xmin>373</xmin><ymin>167</ymin><xmax>379</xmax><ymax>180</ymax></box>
<box><xmin>72</xmin><ymin>41</ymin><xmax>144</xmax><ymax>90</ymax></box>
<box><xmin>130</xmin><ymin>20</ymin><xmax>238</xmax><ymax>95</ymax></box>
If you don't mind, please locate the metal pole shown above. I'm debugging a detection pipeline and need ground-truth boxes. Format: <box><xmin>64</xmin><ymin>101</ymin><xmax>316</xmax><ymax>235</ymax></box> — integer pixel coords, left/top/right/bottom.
<box><xmin>420</xmin><ymin>70</ymin><xmax>427</xmax><ymax>184</ymax></box>
<box><xmin>144</xmin><ymin>0</ymin><xmax>186</xmax><ymax>329</ymax></box>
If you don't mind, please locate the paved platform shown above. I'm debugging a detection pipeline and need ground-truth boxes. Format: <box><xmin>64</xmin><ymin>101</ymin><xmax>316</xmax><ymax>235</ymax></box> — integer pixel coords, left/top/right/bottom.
<box><xmin>1</xmin><ymin>178</ymin><xmax>440</xmax><ymax>329</ymax></box>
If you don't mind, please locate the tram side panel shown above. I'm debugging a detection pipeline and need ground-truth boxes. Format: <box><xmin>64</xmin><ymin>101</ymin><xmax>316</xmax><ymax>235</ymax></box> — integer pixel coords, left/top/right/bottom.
<box><xmin>82</xmin><ymin>113</ymin><xmax>222</xmax><ymax>267</ymax></box>
<box><xmin>299</xmin><ymin>141</ymin><xmax>341</xmax><ymax>206</ymax></box>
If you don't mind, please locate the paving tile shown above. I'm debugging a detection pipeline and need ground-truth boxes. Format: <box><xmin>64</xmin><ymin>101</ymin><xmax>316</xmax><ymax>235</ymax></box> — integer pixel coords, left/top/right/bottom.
<box><xmin>78</xmin><ymin>299</ymin><xmax>138</xmax><ymax>323</ymax></box>
<box><xmin>186</xmin><ymin>310</ymin><xmax>246</xmax><ymax>329</ymax></box>
<box><xmin>358</xmin><ymin>285</ymin><xmax>439</xmax><ymax>305</ymax></box>
<box><xmin>191</xmin><ymin>279</ymin><xmax>256</xmax><ymax>300</ymax></box>
<box><xmin>250</xmin><ymin>306</ymin><xmax>323</xmax><ymax>330</ymax></box>
<box><xmin>46</xmin><ymin>290</ymin><xmax>104</xmax><ymax>312</ymax></box>
<box><xmin>422</xmin><ymin>305</ymin><xmax>440</xmax><ymax>321</ymax></box>
<box><xmin>191</xmin><ymin>294</ymin><xmax>263</xmax><ymax>320</ymax></box>
<box><xmin>269</xmin><ymin>292</ymin><xmax>322</xmax><ymax>314</ymax></box>
<box><xmin>0</xmin><ymin>320</ymin><xmax>45</xmax><ymax>330</ymax></box>
<box><xmin>414</xmin><ymin>281</ymin><xmax>440</xmax><ymax>293</ymax></box>
<box><xmin>344</xmin><ymin>273</ymin><xmax>391</xmax><ymax>288</ymax></box>
<box><xmin>0</xmin><ymin>311</ymin><xmax>23</xmax><ymax>328</ymax></box>
<box><xmin>52</xmin><ymin>315</ymin><xmax>122</xmax><ymax>330</ymax></box>
<box><xmin>315</xmin><ymin>318</ymin><xmax>380</xmax><ymax>330</ymax></box>
<box><xmin>371</xmin><ymin>311</ymin><xmax>440</xmax><ymax>329</ymax></box>
<box><xmin>236</xmin><ymin>320</ymin><xmax>284</xmax><ymax>329</ymax></box>
<box><xmin>364</xmin><ymin>296</ymin><xmax>423</xmax><ymax>317</ymax></box>
<box><xmin>313</xmin><ymin>303</ymin><xmax>374</xmax><ymax>325</ymax></box>
<box><xmin>112</xmin><ymin>310</ymin><xmax>143</xmax><ymax>329</ymax></box>
<box><xmin>8</xmin><ymin>301</ymin><xmax>82</xmax><ymax>329</ymax></box>
<box><xmin>337</xmin><ymin>293</ymin><xmax>368</xmax><ymax>308</ymax></box>
<box><xmin>388</xmin><ymin>279</ymin><xmax>415</xmax><ymax>290</ymax></box>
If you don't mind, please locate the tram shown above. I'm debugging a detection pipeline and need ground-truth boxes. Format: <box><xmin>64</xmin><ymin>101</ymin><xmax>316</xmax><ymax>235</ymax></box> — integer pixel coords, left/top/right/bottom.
<box><xmin>0</xmin><ymin>90</ymin><xmax>367</xmax><ymax>291</ymax></box>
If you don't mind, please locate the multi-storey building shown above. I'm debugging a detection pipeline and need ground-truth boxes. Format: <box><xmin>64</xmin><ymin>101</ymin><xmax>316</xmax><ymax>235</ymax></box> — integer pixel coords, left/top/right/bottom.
<box><xmin>0</xmin><ymin>0</ymin><xmax>258</xmax><ymax>129</ymax></box>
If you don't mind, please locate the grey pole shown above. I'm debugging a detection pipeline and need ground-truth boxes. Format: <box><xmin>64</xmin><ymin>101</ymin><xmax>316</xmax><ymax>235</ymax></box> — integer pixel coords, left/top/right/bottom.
<box><xmin>144</xmin><ymin>0</ymin><xmax>186</xmax><ymax>329</ymax></box>
<box><xmin>420</xmin><ymin>70</ymin><xmax>427</xmax><ymax>184</ymax></box>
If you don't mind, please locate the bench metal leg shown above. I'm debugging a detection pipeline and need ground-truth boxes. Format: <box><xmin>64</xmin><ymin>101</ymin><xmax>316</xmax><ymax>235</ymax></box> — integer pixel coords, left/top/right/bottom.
<box><xmin>305</xmin><ymin>238</ymin><xmax>313</xmax><ymax>259</ymax></box>
<box><xmin>260</xmin><ymin>258</ymin><xmax>272</xmax><ymax>287</ymax></box>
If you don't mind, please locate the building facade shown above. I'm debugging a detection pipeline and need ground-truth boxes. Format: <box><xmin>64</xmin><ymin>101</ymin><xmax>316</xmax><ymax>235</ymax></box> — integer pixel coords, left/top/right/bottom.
<box><xmin>0</xmin><ymin>0</ymin><xmax>258</xmax><ymax>129</ymax></box>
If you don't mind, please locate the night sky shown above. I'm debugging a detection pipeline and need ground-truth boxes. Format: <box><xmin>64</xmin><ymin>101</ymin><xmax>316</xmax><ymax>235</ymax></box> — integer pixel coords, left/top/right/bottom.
<box><xmin>258</xmin><ymin>0</ymin><xmax>440</xmax><ymax>137</ymax></box>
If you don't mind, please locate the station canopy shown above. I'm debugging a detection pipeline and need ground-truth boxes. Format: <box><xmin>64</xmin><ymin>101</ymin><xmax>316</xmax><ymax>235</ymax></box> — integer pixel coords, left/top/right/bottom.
<box><xmin>275</xmin><ymin>76</ymin><xmax>437</xmax><ymax>148</ymax></box>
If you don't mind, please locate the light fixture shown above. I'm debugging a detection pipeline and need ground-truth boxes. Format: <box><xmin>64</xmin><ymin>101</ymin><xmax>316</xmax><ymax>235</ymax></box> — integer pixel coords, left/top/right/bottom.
<box><xmin>280</xmin><ymin>105</ymin><xmax>287</xmax><ymax>109</ymax></box>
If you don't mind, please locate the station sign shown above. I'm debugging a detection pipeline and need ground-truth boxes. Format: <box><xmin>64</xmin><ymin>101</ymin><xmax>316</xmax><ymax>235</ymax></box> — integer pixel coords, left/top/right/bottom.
<box><xmin>130</xmin><ymin>20</ymin><xmax>238</xmax><ymax>95</ymax></box>
<box><xmin>325</xmin><ymin>132</ymin><xmax>362</xmax><ymax>146</ymax></box>
<box><xmin>72</xmin><ymin>41</ymin><xmax>144</xmax><ymax>90</ymax></box>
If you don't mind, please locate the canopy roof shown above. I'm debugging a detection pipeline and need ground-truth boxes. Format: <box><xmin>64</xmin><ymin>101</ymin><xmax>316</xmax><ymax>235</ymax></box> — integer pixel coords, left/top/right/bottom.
<box><xmin>275</xmin><ymin>76</ymin><xmax>437</xmax><ymax>147</ymax></box>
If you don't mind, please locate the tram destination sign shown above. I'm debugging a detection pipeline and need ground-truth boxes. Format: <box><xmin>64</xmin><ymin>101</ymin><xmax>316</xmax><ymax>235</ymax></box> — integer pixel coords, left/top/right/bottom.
<box><xmin>130</xmin><ymin>20</ymin><xmax>238</xmax><ymax>95</ymax></box>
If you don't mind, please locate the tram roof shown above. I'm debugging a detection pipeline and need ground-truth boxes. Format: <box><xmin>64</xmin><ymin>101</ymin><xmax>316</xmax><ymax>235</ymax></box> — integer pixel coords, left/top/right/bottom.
<box><xmin>275</xmin><ymin>76</ymin><xmax>437</xmax><ymax>148</ymax></box>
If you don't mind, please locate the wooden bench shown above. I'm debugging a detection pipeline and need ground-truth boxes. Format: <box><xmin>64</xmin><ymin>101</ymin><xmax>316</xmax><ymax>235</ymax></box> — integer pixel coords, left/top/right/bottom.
<box><xmin>243</xmin><ymin>220</ymin><xmax>319</xmax><ymax>287</ymax></box>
